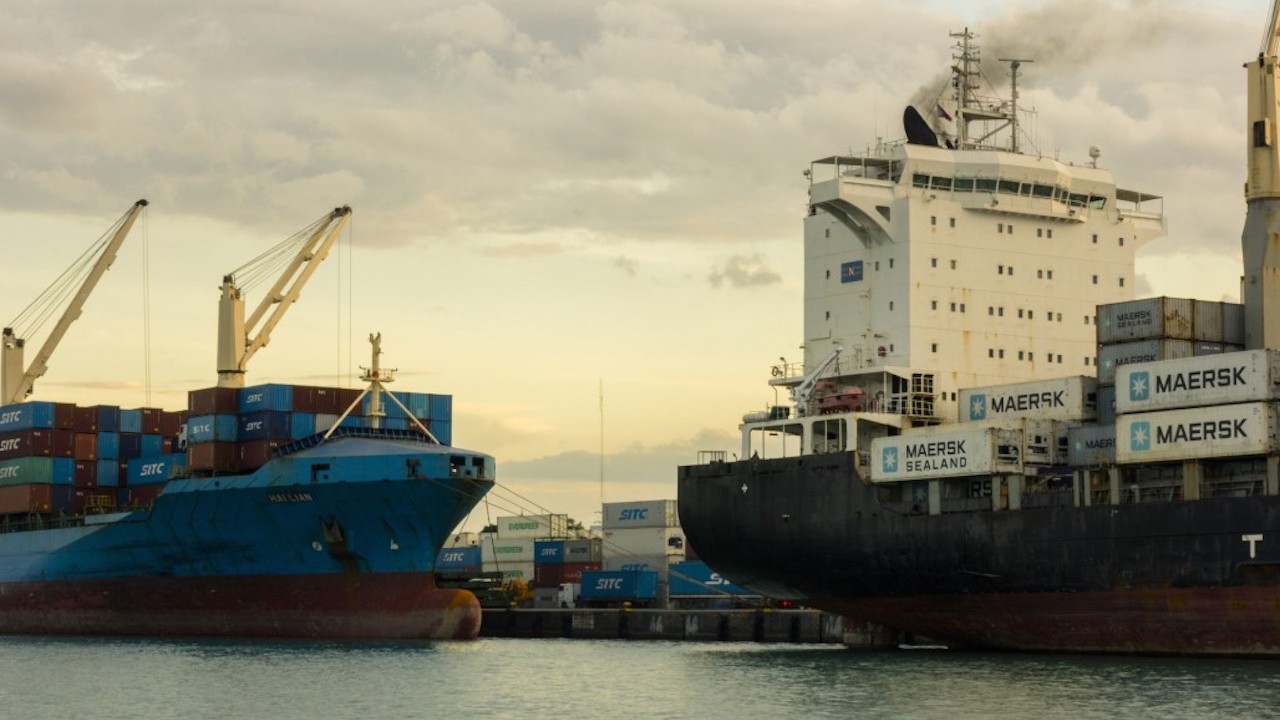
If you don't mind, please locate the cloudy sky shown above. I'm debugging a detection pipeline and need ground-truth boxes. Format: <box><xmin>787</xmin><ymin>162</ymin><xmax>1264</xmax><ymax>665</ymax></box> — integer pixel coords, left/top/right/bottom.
<box><xmin>0</xmin><ymin>0</ymin><xmax>1266</xmax><ymax>529</ymax></box>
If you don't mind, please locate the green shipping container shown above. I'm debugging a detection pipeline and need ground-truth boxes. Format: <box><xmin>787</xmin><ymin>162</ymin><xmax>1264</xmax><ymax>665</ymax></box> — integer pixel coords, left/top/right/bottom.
<box><xmin>0</xmin><ymin>456</ymin><xmax>75</xmax><ymax>487</ymax></box>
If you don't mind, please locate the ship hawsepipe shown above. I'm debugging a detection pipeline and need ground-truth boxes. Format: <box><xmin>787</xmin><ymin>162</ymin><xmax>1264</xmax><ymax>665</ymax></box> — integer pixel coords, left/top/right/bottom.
<box><xmin>678</xmin><ymin>452</ymin><xmax>1280</xmax><ymax>655</ymax></box>
<box><xmin>0</xmin><ymin>429</ymin><xmax>493</xmax><ymax>639</ymax></box>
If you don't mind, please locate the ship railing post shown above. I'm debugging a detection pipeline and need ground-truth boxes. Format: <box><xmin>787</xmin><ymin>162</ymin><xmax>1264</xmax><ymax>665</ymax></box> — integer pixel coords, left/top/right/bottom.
<box><xmin>1008</xmin><ymin>475</ymin><xmax>1023</xmax><ymax>511</ymax></box>
<box><xmin>992</xmin><ymin>475</ymin><xmax>1006</xmax><ymax>511</ymax></box>
<box><xmin>1268</xmin><ymin>455</ymin><xmax>1280</xmax><ymax>496</ymax></box>
<box><xmin>1074</xmin><ymin>470</ymin><xmax>1087</xmax><ymax>507</ymax></box>
<box><xmin>1182</xmin><ymin>460</ymin><xmax>1202</xmax><ymax>501</ymax></box>
<box><xmin>1107</xmin><ymin>468</ymin><xmax>1121</xmax><ymax>505</ymax></box>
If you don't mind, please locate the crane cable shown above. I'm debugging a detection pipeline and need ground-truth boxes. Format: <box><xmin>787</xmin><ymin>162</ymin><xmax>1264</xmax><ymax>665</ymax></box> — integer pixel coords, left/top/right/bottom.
<box><xmin>7</xmin><ymin>207</ymin><xmax>135</xmax><ymax>338</ymax></box>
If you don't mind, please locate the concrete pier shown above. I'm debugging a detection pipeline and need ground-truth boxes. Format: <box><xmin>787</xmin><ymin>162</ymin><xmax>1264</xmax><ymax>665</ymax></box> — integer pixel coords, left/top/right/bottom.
<box><xmin>479</xmin><ymin>608</ymin><xmax>846</xmax><ymax>643</ymax></box>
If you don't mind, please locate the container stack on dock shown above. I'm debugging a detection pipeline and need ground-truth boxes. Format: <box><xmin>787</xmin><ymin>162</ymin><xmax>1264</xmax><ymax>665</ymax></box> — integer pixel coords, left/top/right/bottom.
<box><xmin>478</xmin><ymin>514</ymin><xmax>570</xmax><ymax>584</ymax></box>
<box><xmin>184</xmin><ymin>383</ymin><xmax>452</xmax><ymax>476</ymax></box>
<box><xmin>0</xmin><ymin>400</ymin><xmax>186</xmax><ymax>516</ymax></box>
<box><xmin>532</xmin><ymin>537</ymin><xmax>601</xmax><ymax>601</ymax></box>
<box><xmin>575</xmin><ymin>500</ymin><xmax>688</xmax><ymax>607</ymax></box>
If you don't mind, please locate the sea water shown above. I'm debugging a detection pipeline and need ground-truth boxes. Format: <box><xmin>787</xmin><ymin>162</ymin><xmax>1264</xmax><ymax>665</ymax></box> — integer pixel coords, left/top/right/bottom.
<box><xmin>1</xmin><ymin>636</ymin><xmax>1278</xmax><ymax>719</ymax></box>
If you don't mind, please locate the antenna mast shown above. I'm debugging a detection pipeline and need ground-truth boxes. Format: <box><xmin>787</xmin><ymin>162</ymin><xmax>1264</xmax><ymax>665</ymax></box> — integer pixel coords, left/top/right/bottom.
<box><xmin>999</xmin><ymin>58</ymin><xmax>1034</xmax><ymax>154</ymax></box>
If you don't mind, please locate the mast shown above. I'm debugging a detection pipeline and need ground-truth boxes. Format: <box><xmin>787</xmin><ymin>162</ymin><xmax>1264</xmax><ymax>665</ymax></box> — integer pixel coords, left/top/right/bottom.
<box><xmin>1242</xmin><ymin>0</ymin><xmax>1280</xmax><ymax>349</ymax></box>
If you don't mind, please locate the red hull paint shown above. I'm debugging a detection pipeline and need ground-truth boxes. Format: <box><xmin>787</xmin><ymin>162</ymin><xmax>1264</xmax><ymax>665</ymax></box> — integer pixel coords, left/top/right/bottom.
<box><xmin>0</xmin><ymin>572</ymin><xmax>482</xmax><ymax>640</ymax></box>
<box><xmin>821</xmin><ymin>587</ymin><xmax>1280</xmax><ymax>656</ymax></box>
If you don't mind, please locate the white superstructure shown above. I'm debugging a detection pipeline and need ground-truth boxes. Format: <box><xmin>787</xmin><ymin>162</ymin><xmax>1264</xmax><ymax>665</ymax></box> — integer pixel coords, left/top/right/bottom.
<box><xmin>742</xmin><ymin>30</ymin><xmax>1166</xmax><ymax>471</ymax></box>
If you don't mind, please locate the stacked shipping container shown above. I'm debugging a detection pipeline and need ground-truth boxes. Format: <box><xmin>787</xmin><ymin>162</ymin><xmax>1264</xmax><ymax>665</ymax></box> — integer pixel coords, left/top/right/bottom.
<box><xmin>0</xmin><ymin>400</ymin><xmax>185</xmax><ymax>514</ymax></box>
<box><xmin>480</xmin><ymin>514</ymin><xmax>572</xmax><ymax>583</ymax></box>
<box><xmin>185</xmin><ymin>383</ymin><xmax>453</xmax><ymax>475</ymax></box>
<box><xmin>1062</xmin><ymin>297</ymin><xmax>1249</xmax><ymax>469</ymax></box>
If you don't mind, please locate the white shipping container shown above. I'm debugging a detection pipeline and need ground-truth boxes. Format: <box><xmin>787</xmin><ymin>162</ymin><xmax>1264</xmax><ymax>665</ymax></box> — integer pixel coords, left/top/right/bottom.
<box><xmin>959</xmin><ymin>376</ymin><xmax>1097</xmax><ymax>423</ymax></box>
<box><xmin>869</xmin><ymin>427</ymin><xmax>1023</xmax><ymax>482</ymax></box>
<box><xmin>1067</xmin><ymin>424</ymin><xmax>1116</xmax><ymax>467</ymax></box>
<box><xmin>495</xmin><ymin>513</ymin><xmax>568</xmax><ymax>539</ymax></box>
<box><xmin>912</xmin><ymin>417</ymin><xmax>1062</xmax><ymax>466</ymax></box>
<box><xmin>480</xmin><ymin>536</ymin><xmax>535</xmax><ymax>564</ymax></box>
<box><xmin>482</xmin><ymin>561</ymin><xmax>536</xmax><ymax>582</ymax></box>
<box><xmin>1115</xmin><ymin>402</ymin><xmax>1278</xmax><ymax>464</ymax></box>
<box><xmin>1097</xmin><ymin>297</ymin><xmax>1194</xmax><ymax>344</ymax></box>
<box><xmin>1098</xmin><ymin>339</ymin><xmax>1195</xmax><ymax>385</ymax></box>
<box><xmin>601</xmin><ymin>527</ymin><xmax>686</xmax><ymax>558</ymax></box>
<box><xmin>601</xmin><ymin>499</ymin><xmax>679</xmax><ymax>529</ymax></box>
<box><xmin>603</xmin><ymin>554</ymin><xmax>673</xmax><ymax>573</ymax></box>
<box><xmin>1115</xmin><ymin>350</ymin><xmax>1280</xmax><ymax>414</ymax></box>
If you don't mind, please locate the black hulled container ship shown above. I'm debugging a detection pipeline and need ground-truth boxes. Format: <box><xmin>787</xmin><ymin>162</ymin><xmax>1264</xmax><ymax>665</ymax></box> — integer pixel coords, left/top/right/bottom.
<box><xmin>678</xmin><ymin>15</ymin><xmax>1280</xmax><ymax>655</ymax></box>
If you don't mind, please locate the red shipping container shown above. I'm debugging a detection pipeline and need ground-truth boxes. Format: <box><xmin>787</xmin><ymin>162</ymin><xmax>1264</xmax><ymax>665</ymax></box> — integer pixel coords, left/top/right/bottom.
<box><xmin>0</xmin><ymin>429</ymin><xmax>75</xmax><ymax>460</ymax></box>
<box><xmin>73</xmin><ymin>406</ymin><xmax>98</xmax><ymax>433</ymax></box>
<box><xmin>125</xmin><ymin>484</ymin><xmax>164</xmax><ymax>507</ymax></box>
<box><xmin>74</xmin><ymin>433</ymin><xmax>97</xmax><ymax>461</ymax></box>
<box><xmin>188</xmin><ymin>387</ymin><xmax>238</xmax><ymax>415</ymax></box>
<box><xmin>74</xmin><ymin>460</ymin><xmax>97</xmax><ymax>488</ymax></box>
<box><xmin>0</xmin><ymin>484</ymin><xmax>72</xmax><ymax>514</ymax></box>
<box><xmin>157</xmin><ymin>411</ymin><xmax>182</xmax><ymax>437</ymax></box>
<box><xmin>53</xmin><ymin>403</ymin><xmax>76</xmax><ymax>430</ymax></box>
<box><xmin>534</xmin><ymin>564</ymin><xmax>564</xmax><ymax>588</ymax></box>
<box><xmin>239</xmin><ymin>439</ymin><xmax>284</xmax><ymax>470</ymax></box>
<box><xmin>290</xmin><ymin>386</ymin><xmax>316</xmax><ymax>413</ymax></box>
<box><xmin>188</xmin><ymin>442</ymin><xmax>239</xmax><ymax>472</ymax></box>
<box><xmin>312</xmin><ymin>387</ymin><xmax>340</xmax><ymax>414</ymax></box>
<box><xmin>138</xmin><ymin>408</ymin><xmax>163</xmax><ymax>434</ymax></box>
<box><xmin>560</xmin><ymin>562</ymin><xmax>599</xmax><ymax>585</ymax></box>
<box><xmin>337</xmin><ymin>388</ymin><xmax>363</xmax><ymax>415</ymax></box>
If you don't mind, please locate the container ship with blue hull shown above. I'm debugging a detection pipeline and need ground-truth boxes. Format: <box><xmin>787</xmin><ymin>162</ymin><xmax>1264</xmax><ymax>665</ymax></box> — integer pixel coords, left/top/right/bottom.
<box><xmin>0</xmin><ymin>203</ymin><xmax>494</xmax><ymax>640</ymax></box>
<box><xmin>679</xmin><ymin>15</ymin><xmax>1280</xmax><ymax>656</ymax></box>
<box><xmin>0</xmin><ymin>429</ymin><xmax>493</xmax><ymax>639</ymax></box>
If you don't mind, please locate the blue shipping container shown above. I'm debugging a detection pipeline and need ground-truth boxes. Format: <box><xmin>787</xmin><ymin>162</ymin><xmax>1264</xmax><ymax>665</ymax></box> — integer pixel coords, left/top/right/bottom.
<box><xmin>119</xmin><ymin>433</ymin><xmax>142</xmax><ymax>459</ymax></box>
<box><xmin>290</xmin><ymin>412</ymin><xmax>316</xmax><ymax>440</ymax></box>
<box><xmin>435</xmin><ymin>546</ymin><xmax>482</xmax><ymax>570</ymax></box>
<box><xmin>0</xmin><ymin>401</ymin><xmax>56</xmax><ymax>433</ymax></box>
<box><xmin>579</xmin><ymin>570</ymin><xmax>658</xmax><ymax>601</ymax></box>
<box><xmin>127</xmin><ymin>453</ymin><xmax>187</xmax><ymax>486</ymax></box>
<box><xmin>187</xmin><ymin>415</ymin><xmax>238</xmax><ymax>443</ymax></box>
<box><xmin>95</xmin><ymin>406</ymin><xmax>120</xmax><ymax>433</ymax></box>
<box><xmin>238</xmin><ymin>384</ymin><xmax>294</xmax><ymax>413</ymax></box>
<box><xmin>668</xmin><ymin>561</ymin><xmax>752</xmax><ymax>597</ymax></box>
<box><xmin>239</xmin><ymin>411</ymin><xmax>291</xmax><ymax>441</ymax></box>
<box><xmin>96</xmin><ymin>459</ymin><xmax>121</xmax><ymax>487</ymax></box>
<box><xmin>362</xmin><ymin>392</ymin><xmax>409</xmax><ymax>420</ymax></box>
<box><xmin>429</xmin><ymin>394</ymin><xmax>452</xmax><ymax>423</ymax></box>
<box><xmin>534</xmin><ymin>540</ymin><xmax>564</xmax><ymax>565</ymax></box>
<box><xmin>119</xmin><ymin>409</ymin><xmax>142</xmax><ymax>434</ymax></box>
<box><xmin>140</xmin><ymin>434</ymin><xmax>164</xmax><ymax>457</ymax></box>
<box><xmin>407</xmin><ymin>393</ymin><xmax>430</xmax><ymax>419</ymax></box>
<box><xmin>432</xmin><ymin>420</ymin><xmax>451</xmax><ymax>446</ymax></box>
<box><xmin>97</xmin><ymin>432</ymin><xmax>120</xmax><ymax>460</ymax></box>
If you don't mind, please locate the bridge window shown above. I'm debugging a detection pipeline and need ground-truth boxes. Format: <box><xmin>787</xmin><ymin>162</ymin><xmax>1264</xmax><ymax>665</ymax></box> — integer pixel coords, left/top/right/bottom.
<box><xmin>811</xmin><ymin>419</ymin><xmax>848</xmax><ymax>454</ymax></box>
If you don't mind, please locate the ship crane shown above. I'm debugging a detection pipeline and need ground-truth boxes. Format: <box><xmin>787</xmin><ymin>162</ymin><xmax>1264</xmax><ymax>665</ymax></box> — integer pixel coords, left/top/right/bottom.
<box><xmin>789</xmin><ymin>346</ymin><xmax>842</xmax><ymax>417</ymax></box>
<box><xmin>1243</xmin><ymin>0</ymin><xmax>1280</xmax><ymax>349</ymax></box>
<box><xmin>216</xmin><ymin>205</ymin><xmax>352</xmax><ymax>388</ymax></box>
<box><xmin>0</xmin><ymin>199</ymin><xmax>149</xmax><ymax>406</ymax></box>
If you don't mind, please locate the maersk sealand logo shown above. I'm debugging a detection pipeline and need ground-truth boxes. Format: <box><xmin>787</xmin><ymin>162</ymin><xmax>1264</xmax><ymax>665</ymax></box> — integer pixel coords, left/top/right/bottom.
<box><xmin>1129</xmin><ymin>370</ymin><xmax>1151</xmax><ymax>403</ymax></box>
<box><xmin>1130</xmin><ymin>420</ymin><xmax>1152</xmax><ymax>452</ymax></box>
<box><xmin>881</xmin><ymin>447</ymin><xmax>898</xmax><ymax>474</ymax></box>
<box><xmin>969</xmin><ymin>394</ymin><xmax>987</xmax><ymax>421</ymax></box>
